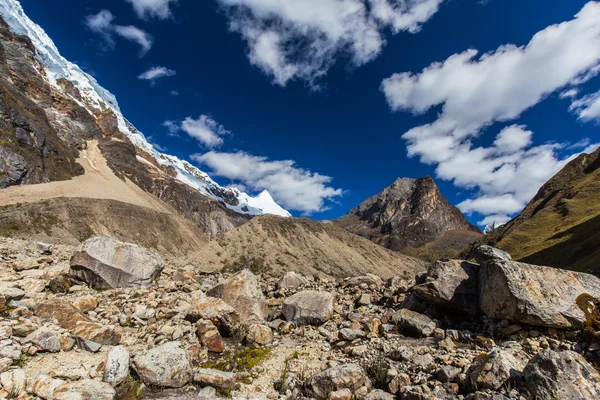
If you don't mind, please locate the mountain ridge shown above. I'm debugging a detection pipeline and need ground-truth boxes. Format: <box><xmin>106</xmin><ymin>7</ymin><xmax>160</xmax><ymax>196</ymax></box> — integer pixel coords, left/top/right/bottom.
<box><xmin>0</xmin><ymin>0</ymin><xmax>290</xmax><ymax>218</ymax></box>
<box><xmin>334</xmin><ymin>176</ymin><xmax>481</xmax><ymax>260</ymax></box>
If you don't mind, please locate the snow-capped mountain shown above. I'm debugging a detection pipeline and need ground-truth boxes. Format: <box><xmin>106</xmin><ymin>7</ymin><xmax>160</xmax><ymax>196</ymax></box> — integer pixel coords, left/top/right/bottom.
<box><xmin>0</xmin><ymin>0</ymin><xmax>290</xmax><ymax>218</ymax></box>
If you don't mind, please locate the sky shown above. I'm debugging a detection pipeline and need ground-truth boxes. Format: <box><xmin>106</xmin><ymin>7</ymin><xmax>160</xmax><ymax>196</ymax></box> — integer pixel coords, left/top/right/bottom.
<box><xmin>17</xmin><ymin>0</ymin><xmax>600</xmax><ymax>226</ymax></box>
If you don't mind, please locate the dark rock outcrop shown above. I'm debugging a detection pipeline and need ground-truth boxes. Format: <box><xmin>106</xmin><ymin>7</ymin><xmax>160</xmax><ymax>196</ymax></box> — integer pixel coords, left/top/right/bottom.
<box><xmin>335</xmin><ymin>177</ymin><xmax>481</xmax><ymax>259</ymax></box>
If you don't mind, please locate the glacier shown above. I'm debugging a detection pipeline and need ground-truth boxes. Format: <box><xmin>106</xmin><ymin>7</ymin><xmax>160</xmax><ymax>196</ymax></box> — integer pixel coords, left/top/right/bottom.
<box><xmin>0</xmin><ymin>0</ymin><xmax>291</xmax><ymax>218</ymax></box>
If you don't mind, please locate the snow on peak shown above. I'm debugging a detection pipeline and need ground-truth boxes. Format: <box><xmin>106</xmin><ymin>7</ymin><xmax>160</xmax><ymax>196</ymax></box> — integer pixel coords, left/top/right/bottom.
<box><xmin>0</xmin><ymin>0</ymin><xmax>290</xmax><ymax>218</ymax></box>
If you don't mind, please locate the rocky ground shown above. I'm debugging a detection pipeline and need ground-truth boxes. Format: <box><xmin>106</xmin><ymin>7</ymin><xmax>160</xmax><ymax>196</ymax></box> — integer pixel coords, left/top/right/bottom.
<box><xmin>0</xmin><ymin>237</ymin><xmax>600</xmax><ymax>400</ymax></box>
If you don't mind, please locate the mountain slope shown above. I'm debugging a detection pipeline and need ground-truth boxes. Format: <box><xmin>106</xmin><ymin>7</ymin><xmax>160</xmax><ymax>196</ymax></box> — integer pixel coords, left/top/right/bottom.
<box><xmin>0</xmin><ymin>0</ymin><xmax>289</xmax><ymax>219</ymax></box>
<box><xmin>473</xmin><ymin>146</ymin><xmax>600</xmax><ymax>274</ymax></box>
<box><xmin>335</xmin><ymin>176</ymin><xmax>481</xmax><ymax>260</ymax></box>
<box><xmin>177</xmin><ymin>215</ymin><xmax>427</xmax><ymax>279</ymax></box>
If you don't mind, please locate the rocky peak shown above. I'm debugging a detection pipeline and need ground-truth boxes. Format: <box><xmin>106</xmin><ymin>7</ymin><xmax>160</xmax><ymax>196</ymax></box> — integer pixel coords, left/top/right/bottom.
<box><xmin>336</xmin><ymin>176</ymin><xmax>480</xmax><ymax>253</ymax></box>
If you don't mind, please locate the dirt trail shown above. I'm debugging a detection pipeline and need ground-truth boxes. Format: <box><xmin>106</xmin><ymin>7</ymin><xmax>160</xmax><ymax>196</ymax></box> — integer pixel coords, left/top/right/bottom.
<box><xmin>0</xmin><ymin>140</ymin><xmax>171</xmax><ymax>213</ymax></box>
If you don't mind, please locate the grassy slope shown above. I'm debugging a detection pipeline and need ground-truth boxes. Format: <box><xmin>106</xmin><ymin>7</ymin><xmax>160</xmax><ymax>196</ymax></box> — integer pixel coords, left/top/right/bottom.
<box><xmin>483</xmin><ymin>147</ymin><xmax>600</xmax><ymax>273</ymax></box>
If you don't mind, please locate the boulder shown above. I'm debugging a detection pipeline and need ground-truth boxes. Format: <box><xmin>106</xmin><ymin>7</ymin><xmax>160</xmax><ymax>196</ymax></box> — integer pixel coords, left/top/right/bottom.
<box><xmin>365</xmin><ymin>390</ymin><xmax>396</xmax><ymax>400</ymax></box>
<box><xmin>53</xmin><ymin>379</ymin><xmax>116</xmax><ymax>400</ymax></box>
<box><xmin>35</xmin><ymin>299</ymin><xmax>91</xmax><ymax>330</ymax></box>
<box><xmin>0</xmin><ymin>369</ymin><xmax>26</xmax><ymax>395</ymax></box>
<box><xmin>194</xmin><ymin>368</ymin><xmax>237</xmax><ymax>389</ymax></box>
<box><xmin>391</xmin><ymin>309</ymin><xmax>436</xmax><ymax>338</ymax></box>
<box><xmin>468</xmin><ymin>349</ymin><xmax>527</xmax><ymax>390</ymax></box>
<box><xmin>23</xmin><ymin>327</ymin><xmax>61</xmax><ymax>353</ymax></box>
<box><xmin>132</xmin><ymin>341</ymin><xmax>193</xmax><ymax>388</ymax></box>
<box><xmin>282</xmin><ymin>290</ymin><xmax>335</xmax><ymax>325</ymax></box>
<box><xmin>70</xmin><ymin>236</ymin><xmax>164</xmax><ymax>289</ymax></box>
<box><xmin>474</xmin><ymin>245</ymin><xmax>511</xmax><ymax>264</ymax></box>
<box><xmin>308</xmin><ymin>364</ymin><xmax>367</xmax><ymax>400</ymax></box>
<box><xmin>338</xmin><ymin>328</ymin><xmax>365</xmax><ymax>341</ymax></box>
<box><xmin>72</xmin><ymin>321</ymin><xmax>121</xmax><ymax>346</ymax></box>
<box><xmin>413</xmin><ymin>260</ymin><xmax>480</xmax><ymax>315</ymax></box>
<box><xmin>0</xmin><ymin>283</ymin><xmax>25</xmax><ymax>301</ymax></box>
<box><xmin>186</xmin><ymin>296</ymin><xmax>239</xmax><ymax>336</ymax></box>
<box><xmin>479</xmin><ymin>260</ymin><xmax>600</xmax><ymax>328</ymax></box>
<box><xmin>196</xmin><ymin>319</ymin><xmax>224</xmax><ymax>353</ymax></box>
<box><xmin>72</xmin><ymin>296</ymin><xmax>99</xmax><ymax>313</ymax></box>
<box><xmin>207</xmin><ymin>269</ymin><xmax>267</xmax><ymax>325</ymax></box>
<box><xmin>74</xmin><ymin>335</ymin><xmax>102</xmax><ymax>353</ymax></box>
<box><xmin>278</xmin><ymin>271</ymin><xmax>310</xmax><ymax>289</ymax></box>
<box><xmin>245</xmin><ymin>324</ymin><xmax>273</xmax><ymax>346</ymax></box>
<box><xmin>32</xmin><ymin>374</ymin><xmax>67</xmax><ymax>399</ymax></box>
<box><xmin>104</xmin><ymin>345</ymin><xmax>130</xmax><ymax>387</ymax></box>
<box><xmin>524</xmin><ymin>350</ymin><xmax>600</xmax><ymax>400</ymax></box>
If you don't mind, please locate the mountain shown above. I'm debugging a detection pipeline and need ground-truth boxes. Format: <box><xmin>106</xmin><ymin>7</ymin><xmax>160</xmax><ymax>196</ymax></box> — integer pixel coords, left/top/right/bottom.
<box><xmin>335</xmin><ymin>176</ymin><xmax>481</xmax><ymax>260</ymax></box>
<box><xmin>177</xmin><ymin>214</ymin><xmax>427</xmax><ymax>279</ymax></box>
<box><xmin>470</xmin><ymin>146</ymin><xmax>600</xmax><ymax>274</ymax></box>
<box><xmin>0</xmin><ymin>0</ymin><xmax>289</xmax><ymax>241</ymax></box>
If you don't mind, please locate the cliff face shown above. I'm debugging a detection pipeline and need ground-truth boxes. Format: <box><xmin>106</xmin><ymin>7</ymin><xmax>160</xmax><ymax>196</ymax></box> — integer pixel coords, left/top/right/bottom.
<box><xmin>473</xmin><ymin>146</ymin><xmax>600</xmax><ymax>274</ymax></box>
<box><xmin>335</xmin><ymin>177</ymin><xmax>481</xmax><ymax>259</ymax></box>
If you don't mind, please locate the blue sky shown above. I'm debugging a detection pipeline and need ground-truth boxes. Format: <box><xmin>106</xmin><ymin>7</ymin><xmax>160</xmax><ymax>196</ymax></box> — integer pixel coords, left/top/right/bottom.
<box><xmin>18</xmin><ymin>0</ymin><xmax>600</xmax><ymax>225</ymax></box>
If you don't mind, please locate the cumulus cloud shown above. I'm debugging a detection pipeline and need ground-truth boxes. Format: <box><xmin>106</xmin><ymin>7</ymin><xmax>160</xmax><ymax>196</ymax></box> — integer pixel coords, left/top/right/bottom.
<box><xmin>126</xmin><ymin>0</ymin><xmax>177</xmax><ymax>20</ymax></box>
<box><xmin>163</xmin><ymin>116</ymin><xmax>229</xmax><ymax>148</ymax></box>
<box><xmin>191</xmin><ymin>151</ymin><xmax>343</xmax><ymax>214</ymax></box>
<box><xmin>380</xmin><ymin>1</ymin><xmax>600</xmax><ymax>225</ymax></box>
<box><xmin>138</xmin><ymin>66</ymin><xmax>176</xmax><ymax>84</ymax></box>
<box><xmin>217</xmin><ymin>0</ymin><xmax>444</xmax><ymax>86</ymax></box>
<box><xmin>85</xmin><ymin>10</ymin><xmax>153</xmax><ymax>56</ymax></box>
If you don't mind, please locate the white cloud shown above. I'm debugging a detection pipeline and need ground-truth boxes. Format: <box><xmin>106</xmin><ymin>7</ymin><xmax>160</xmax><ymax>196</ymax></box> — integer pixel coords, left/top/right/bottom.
<box><xmin>217</xmin><ymin>0</ymin><xmax>444</xmax><ymax>86</ymax></box>
<box><xmin>85</xmin><ymin>10</ymin><xmax>153</xmax><ymax>56</ymax></box>
<box><xmin>191</xmin><ymin>151</ymin><xmax>342</xmax><ymax>214</ymax></box>
<box><xmin>170</xmin><ymin>90</ymin><xmax>179</xmax><ymax>96</ymax></box>
<box><xmin>381</xmin><ymin>2</ymin><xmax>600</xmax><ymax>224</ymax></box>
<box><xmin>126</xmin><ymin>0</ymin><xmax>177</xmax><ymax>20</ymax></box>
<box><xmin>138</xmin><ymin>66</ymin><xmax>176</xmax><ymax>84</ymax></box>
<box><xmin>570</xmin><ymin>89</ymin><xmax>600</xmax><ymax>122</ymax></box>
<box><xmin>163</xmin><ymin>116</ymin><xmax>229</xmax><ymax>148</ymax></box>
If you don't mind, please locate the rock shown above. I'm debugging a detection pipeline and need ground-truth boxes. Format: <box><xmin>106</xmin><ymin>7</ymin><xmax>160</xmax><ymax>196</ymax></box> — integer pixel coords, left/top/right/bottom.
<box><xmin>35</xmin><ymin>299</ymin><xmax>91</xmax><ymax>330</ymax></box>
<box><xmin>48</xmin><ymin>276</ymin><xmax>72</xmax><ymax>294</ymax></box>
<box><xmin>32</xmin><ymin>374</ymin><xmax>67</xmax><ymax>399</ymax></box>
<box><xmin>53</xmin><ymin>379</ymin><xmax>116</xmax><ymax>400</ymax></box>
<box><xmin>356</xmin><ymin>294</ymin><xmax>372</xmax><ymax>306</ymax></box>
<box><xmin>74</xmin><ymin>335</ymin><xmax>102</xmax><ymax>352</ymax></box>
<box><xmin>196</xmin><ymin>320</ymin><xmax>225</xmax><ymax>353</ymax></box>
<box><xmin>207</xmin><ymin>269</ymin><xmax>267</xmax><ymax>325</ymax></box>
<box><xmin>72</xmin><ymin>296</ymin><xmax>99</xmax><ymax>313</ymax></box>
<box><xmin>308</xmin><ymin>364</ymin><xmax>367</xmax><ymax>400</ymax></box>
<box><xmin>0</xmin><ymin>294</ymin><xmax>5</xmax><ymax>314</ymax></box>
<box><xmin>104</xmin><ymin>345</ymin><xmax>130</xmax><ymax>387</ymax></box>
<box><xmin>479</xmin><ymin>260</ymin><xmax>600</xmax><ymax>328</ymax></box>
<box><xmin>132</xmin><ymin>341</ymin><xmax>193</xmax><ymax>388</ymax></box>
<box><xmin>282</xmin><ymin>290</ymin><xmax>335</xmax><ymax>325</ymax></box>
<box><xmin>474</xmin><ymin>245</ymin><xmax>511</xmax><ymax>264</ymax></box>
<box><xmin>72</xmin><ymin>321</ymin><xmax>121</xmax><ymax>346</ymax></box>
<box><xmin>0</xmin><ymin>358</ymin><xmax>12</xmax><ymax>374</ymax></box>
<box><xmin>278</xmin><ymin>271</ymin><xmax>310</xmax><ymax>289</ymax></box>
<box><xmin>0</xmin><ymin>369</ymin><xmax>26</xmax><ymax>395</ymax></box>
<box><xmin>524</xmin><ymin>350</ymin><xmax>600</xmax><ymax>400</ymax></box>
<box><xmin>197</xmin><ymin>386</ymin><xmax>218</xmax><ymax>399</ymax></box>
<box><xmin>468</xmin><ymin>349</ymin><xmax>527</xmax><ymax>390</ymax></box>
<box><xmin>0</xmin><ymin>284</ymin><xmax>25</xmax><ymax>301</ymax></box>
<box><xmin>391</xmin><ymin>309</ymin><xmax>436</xmax><ymax>337</ymax></box>
<box><xmin>338</xmin><ymin>328</ymin><xmax>365</xmax><ymax>341</ymax></box>
<box><xmin>23</xmin><ymin>327</ymin><xmax>61</xmax><ymax>353</ymax></box>
<box><xmin>35</xmin><ymin>242</ymin><xmax>53</xmax><ymax>254</ymax></box>
<box><xmin>246</xmin><ymin>324</ymin><xmax>273</xmax><ymax>346</ymax></box>
<box><xmin>70</xmin><ymin>236</ymin><xmax>164</xmax><ymax>289</ymax></box>
<box><xmin>186</xmin><ymin>297</ymin><xmax>240</xmax><ymax>336</ymax></box>
<box><xmin>365</xmin><ymin>389</ymin><xmax>395</xmax><ymax>400</ymax></box>
<box><xmin>413</xmin><ymin>260</ymin><xmax>480</xmax><ymax>315</ymax></box>
<box><xmin>330</xmin><ymin>388</ymin><xmax>353</xmax><ymax>400</ymax></box>
<box><xmin>194</xmin><ymin>368</ymin><xmax>237</xmax><ymax>389</ymax></box>
<box><xmin>436</xmin><ymin>365</ymin><xmax>461</xmax><ymax>383</ymax></box>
